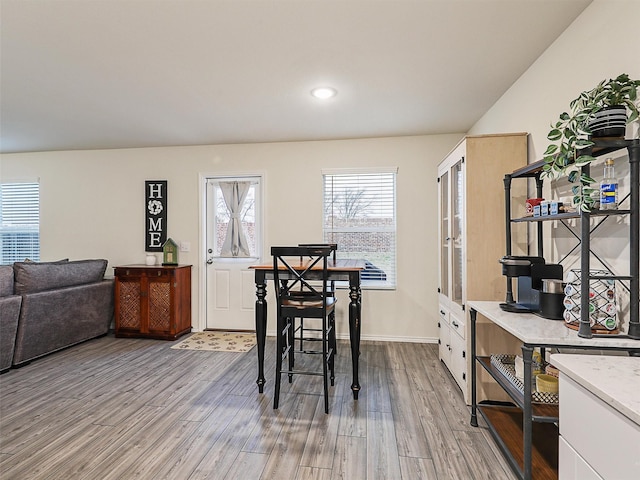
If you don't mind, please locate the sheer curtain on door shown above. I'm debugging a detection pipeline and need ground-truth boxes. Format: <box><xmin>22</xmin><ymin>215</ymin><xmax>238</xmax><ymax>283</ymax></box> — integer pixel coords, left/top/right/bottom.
<box><xmin>219</xmin><ymin>181</ymin><xmax>251</xmax><ymax>257</ymax></box>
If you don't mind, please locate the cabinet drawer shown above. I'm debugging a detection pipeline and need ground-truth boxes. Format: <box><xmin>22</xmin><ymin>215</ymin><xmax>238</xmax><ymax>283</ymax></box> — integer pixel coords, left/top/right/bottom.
<box><xmin>438</xmin><ymin>304</ymin><xmax>449</xmax><ymax>326</ymax></box>
<box><xmin>559</xmin><ymin>436</ymin><xmax>603</xmax><ymax>480</ymax></box>
<box><xmin>560</xmin><ymin>374</ymin><xmax>640</xmax><ymax>480</ymax></box>
<box><xmin>115</xmin><ymin>267</ymin><xmax>172</xmax><ymax>278</ymax></box>
<box><xmin>449</xmin><ymin>313</ymin><xmax>465</xmax><ymax>339</ymax></box>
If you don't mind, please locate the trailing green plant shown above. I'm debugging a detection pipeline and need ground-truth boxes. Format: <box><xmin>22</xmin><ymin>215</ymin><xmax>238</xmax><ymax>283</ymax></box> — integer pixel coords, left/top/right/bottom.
<box><xmin>542</xmin><ymin>73</ymin><xmax>640</xmax><ymax>211</ymax></box>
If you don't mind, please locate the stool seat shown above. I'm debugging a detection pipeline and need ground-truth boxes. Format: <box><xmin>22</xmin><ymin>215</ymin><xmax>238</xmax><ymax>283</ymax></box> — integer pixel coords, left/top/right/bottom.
<box><xmin>282</xmin><ymin>297</ymin><xmax>336</xmax><ymax>309</ymax></box>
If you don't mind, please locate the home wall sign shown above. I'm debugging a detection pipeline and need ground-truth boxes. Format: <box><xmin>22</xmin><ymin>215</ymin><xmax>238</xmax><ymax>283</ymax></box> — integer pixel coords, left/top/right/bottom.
<box><xmin>145</xmin><ymin>180</ymin><xmax>167</xmax><ymax>252</ymax></box>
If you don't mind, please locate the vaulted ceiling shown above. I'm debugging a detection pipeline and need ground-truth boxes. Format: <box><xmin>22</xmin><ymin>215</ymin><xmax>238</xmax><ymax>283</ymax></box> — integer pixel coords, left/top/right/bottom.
<box><xmin>0</xmin><ymin>0</ymin><xmax>592</xmax><ymax>154</ymax></box>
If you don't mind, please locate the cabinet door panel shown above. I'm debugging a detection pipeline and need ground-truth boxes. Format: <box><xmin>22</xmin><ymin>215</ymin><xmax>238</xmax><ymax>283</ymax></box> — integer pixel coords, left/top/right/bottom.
<box><xmin>450</xmin><ymin>329</ymin><xmax>466</xmax><ymax>388</ymax></box>
<box><xmin>451</xmin><ymin>159</ymin><xmax>464</xmax><ymax>308</ymax></box>
<box><xmin>117</xmin><ymin>279</ymin><xmax>141</xmax><ymax>330</ymax></box>
<box><xmin>439</xmin><ymin>169</ymin><xmax>450</xmax><ymax>298</ymax></box>
<box><xmin>148</xmin><ymin>278</ymin><xmax>172</xmax><ymax>332</ymax></box>
<box><xmin>439</xmin><ymin>322</ymin><xmax>451</xmax><ymax>368</ymax></box>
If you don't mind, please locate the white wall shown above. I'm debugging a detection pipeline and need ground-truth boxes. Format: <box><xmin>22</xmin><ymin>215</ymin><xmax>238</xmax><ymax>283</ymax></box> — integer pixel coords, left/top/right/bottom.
<box><xmin>469</xmin><ymin>0</ymin><xmax>640</xmax><ymax>160</ymax></box>
<box><xmin>2</xmin><ymin>0</ymin><xmax>638</xmax><ymax>341</ymax></box>
<box><xmin>468</xmin><ymin>0</ymin><xmax>639</xmax><ymax>331</ymax></box>
<box><xmin>0</xmin><ymin>134</ymin><xmax>462</xmax><ymax>342</ymax></box>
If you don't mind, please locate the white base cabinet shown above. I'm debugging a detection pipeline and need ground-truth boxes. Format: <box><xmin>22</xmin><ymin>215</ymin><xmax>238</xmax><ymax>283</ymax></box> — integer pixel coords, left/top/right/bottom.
<box><xmin>438</xmin><ymin>305</ymin><xmax>467</xmax><ymax>388</ymax></box>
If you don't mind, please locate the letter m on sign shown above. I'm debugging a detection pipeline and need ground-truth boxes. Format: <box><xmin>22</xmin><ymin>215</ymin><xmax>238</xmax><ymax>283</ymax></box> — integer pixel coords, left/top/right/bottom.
<box><xmin>145</xmin><ymin>180</ymin><xmax>167</xmax><ymax>252</ymax></box>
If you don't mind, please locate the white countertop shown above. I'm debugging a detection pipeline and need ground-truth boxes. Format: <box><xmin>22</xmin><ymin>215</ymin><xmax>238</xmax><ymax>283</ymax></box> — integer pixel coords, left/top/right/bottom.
<box><xmin>468</xmin><ymin>301</ymin><xmax>640</xmax><ymax>349</ymax></box>
<box><xmin>550</xmin><ymin>353</ymin><xmax>640</xmax><ymax>426</ymax></box>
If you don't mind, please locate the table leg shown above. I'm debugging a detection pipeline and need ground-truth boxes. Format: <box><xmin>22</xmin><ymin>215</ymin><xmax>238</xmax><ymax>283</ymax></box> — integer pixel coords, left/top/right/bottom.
<box><xmin>255</xmin><ymin>281</ymin><xmax>267</xmax><ymax>393</ymax></box>
<box><xmin>349</xmin><ymin>283</ymin><xmax>361</xmax><ymax>399</ymax></box>
<box><xmin>470</xmin><ymin>308</ymin><xmax>478</xmax><ymax>427</ymax></box>
<box><xmin>522</xmin><ymin>344</ymin><xmax>534</xmax><ymax>480</ymax></box>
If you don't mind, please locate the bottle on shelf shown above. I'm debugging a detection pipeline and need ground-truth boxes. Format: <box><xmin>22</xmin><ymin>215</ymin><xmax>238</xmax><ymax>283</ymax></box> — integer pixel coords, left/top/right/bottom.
<box><xmin>599</xmin><ymin>157</ymin><xmax>618</xmax><ymax>210</ymax></box>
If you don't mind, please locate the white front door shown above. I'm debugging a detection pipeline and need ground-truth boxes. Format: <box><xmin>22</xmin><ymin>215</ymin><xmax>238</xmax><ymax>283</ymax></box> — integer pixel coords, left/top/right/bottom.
<box><xmin>205</xmin><ymin>176</ymin><xmax>262</xmax><ymax>331</ymax></box>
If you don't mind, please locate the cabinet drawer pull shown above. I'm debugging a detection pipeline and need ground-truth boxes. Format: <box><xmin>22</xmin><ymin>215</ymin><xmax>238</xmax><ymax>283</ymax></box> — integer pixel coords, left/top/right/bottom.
<box><xmin>452</xmin><ymin>320</ymin><xmax>459</xmax><ymax>328</ymax></box>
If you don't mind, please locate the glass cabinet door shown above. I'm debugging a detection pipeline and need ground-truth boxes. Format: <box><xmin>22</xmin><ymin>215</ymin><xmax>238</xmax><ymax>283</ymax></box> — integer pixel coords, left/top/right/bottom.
<box><xmin>451</xmin><ymin>160</ymin><xmax>464</xmax><ymax>307</ymax></box>
<box><xmin>439</xmin><ymin>170</ymin><xmax>449</xmax><ymax>298</ymax></box>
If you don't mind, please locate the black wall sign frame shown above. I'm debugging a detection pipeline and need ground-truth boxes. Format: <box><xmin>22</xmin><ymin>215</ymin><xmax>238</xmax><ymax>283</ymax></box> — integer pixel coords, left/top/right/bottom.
<box><xmin>145</xmin><ymin>180</ymin><xmax>167</xmax><ymax>252</ymax></box>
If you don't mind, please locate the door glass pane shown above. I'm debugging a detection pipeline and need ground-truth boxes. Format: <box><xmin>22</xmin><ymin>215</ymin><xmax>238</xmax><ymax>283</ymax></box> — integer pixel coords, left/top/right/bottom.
<box><xmin>207</xmin><ymin>176</ymin><xmax>261</xmax><ymax>259</ymax></box>
<box><xmin>452</xmin><ymin>161</ymin><xmax>463</xmax><ymax>306</ymax></box>
<box><xmin>440</xmin><ymin>170</ymin><xmax>449</xmax><ymax>297</ymax></box>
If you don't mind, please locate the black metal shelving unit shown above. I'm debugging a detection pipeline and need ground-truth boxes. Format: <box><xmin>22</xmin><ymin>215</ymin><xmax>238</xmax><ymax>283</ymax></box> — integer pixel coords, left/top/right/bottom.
<box><xmin>503</xmin><ymin>138</ymin><xmax>639</xmax><ymax>340</ymax></box>
<box><xmin>471</xmin><ymin>138</ymin><xmax>640</xmax><ymax>480</ymax></box>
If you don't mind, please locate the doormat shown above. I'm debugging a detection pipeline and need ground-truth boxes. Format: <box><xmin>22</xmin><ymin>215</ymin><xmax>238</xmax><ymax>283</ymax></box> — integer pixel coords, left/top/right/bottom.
<box><xmin>170</xmin><ymin>332</ymin><xmax>256</xmax><ymax>353</ymax></box>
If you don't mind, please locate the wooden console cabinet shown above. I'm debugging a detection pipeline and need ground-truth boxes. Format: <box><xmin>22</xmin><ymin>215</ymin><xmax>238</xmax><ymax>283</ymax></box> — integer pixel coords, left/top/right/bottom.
<box><xmin>114</xmin><ymin>265</ymin><xmax>192</xmax><ymax>340</ymax></box>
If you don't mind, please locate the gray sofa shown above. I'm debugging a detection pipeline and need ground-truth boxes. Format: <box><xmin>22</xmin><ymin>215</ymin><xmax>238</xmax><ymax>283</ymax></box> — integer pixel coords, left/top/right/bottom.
<box><xmin>0</xmin><ymin>259</ymin><xmax>114</xmax><ymax>370</ymax></box>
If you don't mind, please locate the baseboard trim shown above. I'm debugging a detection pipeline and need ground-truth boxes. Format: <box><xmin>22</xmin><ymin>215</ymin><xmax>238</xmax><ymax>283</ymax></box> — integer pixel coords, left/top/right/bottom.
<box><xmin>190</xmin><ymin>328</ymin><xmax>438</xmax><ymax>344</ymax></box>
<box><xmin>337</xmin><ymin>333</ymin><xmax>438</xmax><ymax>344</ymax></box>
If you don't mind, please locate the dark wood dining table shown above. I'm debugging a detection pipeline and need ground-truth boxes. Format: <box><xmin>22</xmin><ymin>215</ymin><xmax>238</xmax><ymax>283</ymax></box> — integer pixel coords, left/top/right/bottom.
<box><xmin>249</xmin><ymin>258</ymin><xmax>365</xmax><ymax>399</ymax></box>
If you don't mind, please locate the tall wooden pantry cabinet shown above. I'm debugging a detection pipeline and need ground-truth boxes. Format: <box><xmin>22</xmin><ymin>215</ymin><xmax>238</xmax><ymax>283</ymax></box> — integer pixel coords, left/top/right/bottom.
<box><xmin>438</xmin><ymin>133</ymin><xmax>528</xmax><ymax>404</ymax></box>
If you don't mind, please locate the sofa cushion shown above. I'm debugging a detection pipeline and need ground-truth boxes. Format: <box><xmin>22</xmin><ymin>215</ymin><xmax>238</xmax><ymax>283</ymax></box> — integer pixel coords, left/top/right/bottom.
<box><xmin>13</xmin><ymin>259</ymin><xmax>108</xmax><ymax>295</ymax></box>
<box><xmin>0</xmin><ymin>265</ymin><xmax>14</xmax><ymax>297</ymax></box>
<box><xmin>23</xmin><ymin>258</ymin><xmax>69</xmax><ymax>264</ymax></box>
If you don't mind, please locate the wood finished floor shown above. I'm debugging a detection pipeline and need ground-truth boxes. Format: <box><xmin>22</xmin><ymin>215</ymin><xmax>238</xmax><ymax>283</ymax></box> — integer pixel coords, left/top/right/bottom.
<box><xmin>0</xmin><ymin>335</ymin><xmax>517</xmax><ymax>480</ymax></box>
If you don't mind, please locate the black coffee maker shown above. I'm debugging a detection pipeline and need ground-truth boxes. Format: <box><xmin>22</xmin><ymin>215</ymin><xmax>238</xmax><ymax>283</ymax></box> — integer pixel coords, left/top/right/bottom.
<box><xmin>499</xmin><ymin>255</ymin><xmax>564</xmax><ymax>319</ymax></box>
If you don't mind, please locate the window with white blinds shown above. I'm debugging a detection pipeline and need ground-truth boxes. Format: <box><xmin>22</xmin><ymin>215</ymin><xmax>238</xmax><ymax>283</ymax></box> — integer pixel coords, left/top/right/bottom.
<box><xmin>323</xmin><ymin>169</ymin><xmax>397</xmax><ymax>289</ymax></box>
<box><xmin>0</xmin><ymin>182</ymin><xmax>40</xmax><ymax>264</ymax></box>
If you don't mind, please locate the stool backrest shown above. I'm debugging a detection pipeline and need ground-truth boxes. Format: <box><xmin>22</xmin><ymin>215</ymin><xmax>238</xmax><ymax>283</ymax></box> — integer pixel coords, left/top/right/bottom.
<box><xmin>271</xmin><ymin>246</ymin><xmax>333</xmax><ymax>304</ymax></box>
<box><xmin>297</xmin><ymin>243</ymin><xmax>337</xmax><ymax>263</ymax></box>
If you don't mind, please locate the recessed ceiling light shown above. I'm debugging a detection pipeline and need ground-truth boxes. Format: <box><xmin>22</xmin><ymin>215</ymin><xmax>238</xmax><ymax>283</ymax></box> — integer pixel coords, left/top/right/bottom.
<box><xmin>311</xmin><ymin>87</ymin><xmax>337</xmax><ymax>99</ymax></box>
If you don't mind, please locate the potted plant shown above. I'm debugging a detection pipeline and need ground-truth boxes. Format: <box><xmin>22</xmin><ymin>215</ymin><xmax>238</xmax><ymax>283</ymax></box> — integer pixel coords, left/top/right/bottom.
<box><xmin>542</xmin><ymin>73</ymin><xmax>640</xmax><ymax>211</ymax></box>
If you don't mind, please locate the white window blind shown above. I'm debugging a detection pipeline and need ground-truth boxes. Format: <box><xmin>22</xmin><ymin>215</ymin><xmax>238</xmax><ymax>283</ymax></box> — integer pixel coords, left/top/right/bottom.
<box><xmin>323</xmin><ymin>169</ymin><xmax>397</xmax><ymax>289</ymax></box>
<box><xmin>0</xmin><ymin>182</ymin><xmax>40</xmax><ymax>264</ymax></box>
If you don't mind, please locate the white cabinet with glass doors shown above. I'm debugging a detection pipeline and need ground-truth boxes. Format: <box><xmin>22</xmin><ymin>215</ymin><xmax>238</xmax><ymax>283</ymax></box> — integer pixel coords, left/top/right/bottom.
<box><xmin>437</xmin><ymin>133</ymin><xmax>528</xmax><ymax>403</ymax></box>
<box><xmin>438</xmin><ymin>141</ymin><xmax>467</xmax><ymax>394</ymax></box>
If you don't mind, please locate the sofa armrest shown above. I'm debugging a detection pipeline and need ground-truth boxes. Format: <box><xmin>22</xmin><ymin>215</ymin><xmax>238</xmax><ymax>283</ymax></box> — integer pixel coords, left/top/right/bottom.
<box><xmin>0</xmin><ymin>295</ymin><xmax>22</xmax><ymax>372</ymax></box>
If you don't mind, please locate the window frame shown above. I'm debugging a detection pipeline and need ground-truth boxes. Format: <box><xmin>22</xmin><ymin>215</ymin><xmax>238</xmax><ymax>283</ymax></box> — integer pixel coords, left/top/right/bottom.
<box><xmin>0</xmin><ymin>181</ymin><xmax>41</xmax><ymax>265</ymax></box>
<box><xmin>322</xmin><ymin>167</ymin><xmax>398</xmax><ymax>290</ymax></box>
<box><xmin>206</xmin><ymin>175</ymin><xmax>262</xmax><ymax>261</ymax></box>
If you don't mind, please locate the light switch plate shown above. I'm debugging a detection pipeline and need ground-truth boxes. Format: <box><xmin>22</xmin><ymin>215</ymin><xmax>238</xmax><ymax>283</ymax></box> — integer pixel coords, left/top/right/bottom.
<box><xmin>180</xmin><ymin>241</ymin><xmax>190</xmax><ymax>252</ymax></box>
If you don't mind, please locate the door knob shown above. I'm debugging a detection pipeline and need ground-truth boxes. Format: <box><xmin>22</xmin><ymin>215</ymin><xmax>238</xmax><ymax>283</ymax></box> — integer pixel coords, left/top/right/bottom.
<box><xmin>206</xmin><ymin>258</ymin><xmax>213</xmax><ymax>265</ymax></box>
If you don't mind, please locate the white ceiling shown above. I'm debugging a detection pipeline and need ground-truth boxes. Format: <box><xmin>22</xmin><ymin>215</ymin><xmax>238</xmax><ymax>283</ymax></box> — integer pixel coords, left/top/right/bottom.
<box><xmin>0</xmin><ymin>0</ymin><xmax>592</xmax><ymax>154</ymax></box>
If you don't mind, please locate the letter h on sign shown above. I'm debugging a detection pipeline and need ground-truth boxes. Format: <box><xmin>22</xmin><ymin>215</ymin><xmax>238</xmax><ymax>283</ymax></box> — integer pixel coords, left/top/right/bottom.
<box><xmin>145</xmin><ymin>180</ymin><xmax>168</xmax><ymax>252</ymax></box>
